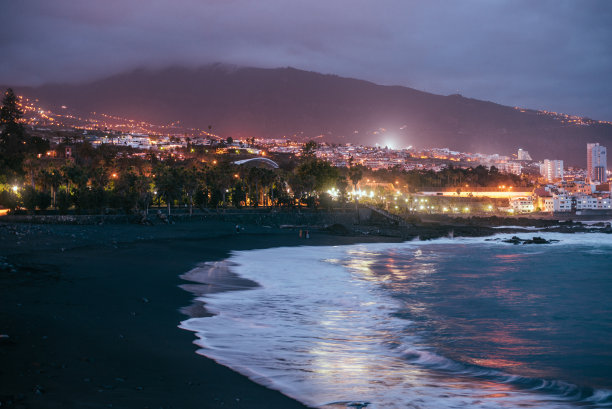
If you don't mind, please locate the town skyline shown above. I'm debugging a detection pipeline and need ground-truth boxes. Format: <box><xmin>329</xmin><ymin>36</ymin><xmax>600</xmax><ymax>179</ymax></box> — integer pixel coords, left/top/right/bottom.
<box><xmin>6</xmin><ymin>65</ymin><xmax>611</xmax><ymax>167</ymax></box>
<box><xmin>8</xmin><ymin>88</ymin><xmax>601</xmax><ymax>172</ymax></box>
<box><xmin>3</xmin><ymin>86</ymin><xmax>609</xmax><ymax>217</ymax></box>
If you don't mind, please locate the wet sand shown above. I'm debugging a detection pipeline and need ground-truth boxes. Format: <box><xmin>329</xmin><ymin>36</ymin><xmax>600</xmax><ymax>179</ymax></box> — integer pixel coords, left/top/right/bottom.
<box><xmin>0</xmin><ymin>221</ymin><xmax>401</xmax><ymax>409</ymax></box>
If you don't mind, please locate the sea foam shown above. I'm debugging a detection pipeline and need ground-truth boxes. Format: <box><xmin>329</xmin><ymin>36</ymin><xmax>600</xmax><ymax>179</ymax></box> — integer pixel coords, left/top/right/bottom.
<box><xmin>180</xmin><ymin>234</ymin><xmax>612</xmax><ymax>408</ymax></box>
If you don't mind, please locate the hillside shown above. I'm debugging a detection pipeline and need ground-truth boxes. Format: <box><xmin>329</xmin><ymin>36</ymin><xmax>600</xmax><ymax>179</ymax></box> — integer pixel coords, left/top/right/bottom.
<box><xmin>8</xmin><ymin>64</ymin><xmax>612</xmax><ymax>166</ymax></box>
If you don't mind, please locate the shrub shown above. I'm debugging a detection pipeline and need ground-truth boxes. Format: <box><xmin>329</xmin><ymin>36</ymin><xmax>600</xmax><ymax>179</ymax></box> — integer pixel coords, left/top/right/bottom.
<box><xmin>36</xmin><ymin>191</ymin><xmax>52</xmax><ymax>211</ymax></box>
<box><xmin>0</xmin><ymin>190</ymin><xmax>17</xmax><ymax>211</ymax></box>
<box><xmin>21</xmin><ymin>186</ymin><xmax>38</xmax><ymax>212</ymax></box>
<box><xmin>56</xmin><ymin>190</ymin><xmax>72</xmax><ymax>214</ymax></box>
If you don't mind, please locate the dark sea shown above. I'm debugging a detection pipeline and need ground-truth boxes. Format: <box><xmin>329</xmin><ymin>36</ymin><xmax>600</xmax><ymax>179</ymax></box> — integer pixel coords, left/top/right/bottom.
<box><xmin>181</xmin><ymin>233</ymin><xmax>612</xmax><ymax>408</ymax></box>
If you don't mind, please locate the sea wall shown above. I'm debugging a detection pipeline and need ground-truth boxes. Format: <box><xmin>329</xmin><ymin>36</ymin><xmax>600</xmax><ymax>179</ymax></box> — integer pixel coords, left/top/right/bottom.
<box><xmin>1</xmin><ymin>209</ymin><xmax>360</xmax><ymax>227</ymax></box>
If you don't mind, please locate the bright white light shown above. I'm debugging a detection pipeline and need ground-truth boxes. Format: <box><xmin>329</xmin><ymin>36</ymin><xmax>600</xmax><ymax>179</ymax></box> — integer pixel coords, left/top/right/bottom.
<box><xmin>382</xmin><ymin>137</ymin><xmax>396</xmax><ymax>150</ymax></box>
<box><xmin>11</xmin><ymin>186</ymin><xmax>18</xmax><ymax>192</ymax></box>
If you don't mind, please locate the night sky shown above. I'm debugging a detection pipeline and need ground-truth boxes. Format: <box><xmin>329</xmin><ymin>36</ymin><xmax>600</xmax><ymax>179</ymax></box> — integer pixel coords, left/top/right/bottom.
<box><xmin>2</xmin><ymin>0</ymin><xmax>612</xmax><ymax>121</ymax></box>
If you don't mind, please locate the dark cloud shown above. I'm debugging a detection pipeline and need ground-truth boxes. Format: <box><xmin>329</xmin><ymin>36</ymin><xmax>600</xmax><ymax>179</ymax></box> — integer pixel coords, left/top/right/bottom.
<box><xmin>2</xmin><ymin>0</ymin><xmax>611</xmax><ymax>120</ymax></box>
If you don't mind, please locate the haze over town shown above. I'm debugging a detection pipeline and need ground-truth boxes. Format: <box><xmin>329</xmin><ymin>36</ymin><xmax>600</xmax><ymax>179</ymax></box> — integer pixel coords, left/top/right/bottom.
<box><xmin>2</xmin><ymin>1</ymin><xmax>612</xmax><ymax>121</ymax></box>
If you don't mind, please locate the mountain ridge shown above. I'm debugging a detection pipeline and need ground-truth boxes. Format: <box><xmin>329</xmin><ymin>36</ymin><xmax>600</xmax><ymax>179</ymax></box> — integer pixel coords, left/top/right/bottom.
<box><xmin>6</xmin><ymin>64</ymin><xmax>612</xmax><ymax>166</ymax></box>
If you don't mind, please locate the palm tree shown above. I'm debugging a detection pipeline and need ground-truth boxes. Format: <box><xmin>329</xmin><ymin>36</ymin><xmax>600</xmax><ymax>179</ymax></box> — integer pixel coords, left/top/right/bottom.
<box><xmin>246</xmin><ymin>167</ymin><xmax>263</xmax><ymax>207</ymax></box>
<box><xmin>259</xmin><ymin>168</ymin><xmax>276</xmax><ymax>207</ymax></box>
<box><xmin>348</xmin><ymin>164</ymin><xmax>363</xmax><ymax>222</ymax></box>
<box><xmin>206</xmin><ymin>161</ymin><xmax>234</xmax><ymax>207</ymax></box>
<box><xmin>134</xmin><ymin>175</ymin><xmax>153</xmax><ymax>215</ymax></box>
<box><xmin>39</xmin><ymin>168</ymin><xmax>62</xmax><ymax>208</ymax></box>
<box><xmin>182</xmin><ymin>164</ymin><xmax>204</xmax><ymax>216</ymax></box>
<box><xmin>154</xmin><ymin>163</ymin><xmax>184</xmax><ymax>215</ymax></box>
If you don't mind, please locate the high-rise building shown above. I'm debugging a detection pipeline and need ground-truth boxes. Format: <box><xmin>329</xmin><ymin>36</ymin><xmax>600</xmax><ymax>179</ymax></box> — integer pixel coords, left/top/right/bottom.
<box><xmin>517</xmin><ymin>148</ymin><xmax>532</xmax><ymax>161</ymax></box>
<box><xmin>587</xmin><ymin>143</ymin><xmax>607</xmax><ymax>183</ymax></box>
<box><xmin>541</xmin><ymin>159</ymin><xmax>564</xmax><ymax>182</ymax></box>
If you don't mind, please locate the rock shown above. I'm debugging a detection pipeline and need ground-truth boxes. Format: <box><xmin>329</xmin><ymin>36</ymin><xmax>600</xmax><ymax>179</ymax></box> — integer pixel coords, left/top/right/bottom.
<box><xmin>325</xmin><ymin>223</ymin><xmax>351</xmax><ymax>235</ymax></box>
<box><xmin>502</xmin><ymin>236</ymin><xmax>559</xmax><ymax>245</ymax></box>
<box><xmin>347</xmin><ymin>402</ymin><xmax>370</xmax><ymax>408</ymax></box>
<box><xmin>502</xmin><ymin>236</ymin><xmax>523</xmax><ymax>244</ymax></box>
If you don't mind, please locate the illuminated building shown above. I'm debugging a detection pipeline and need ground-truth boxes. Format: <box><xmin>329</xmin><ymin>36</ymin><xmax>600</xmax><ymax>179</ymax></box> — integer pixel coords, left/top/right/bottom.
<box><xmin>497</xmin><ymin>161</ymin><xmax>522</xmax><ymax>175</ymax></box>
<box><xmin>552</xmin><ymin>195</ymin><xmax>573</xmax><ymax>212</ymax></box>
<box><xmin>575</xmin><ymin>196</ymin><xmax>611</xmax><ymax>210</ymax></box>
<box><xmin>517</xmin><ymin>148</ymin><xmax>532</xmax><ymax>161</ymax></box>
<box><xmin>540</xmin><ymin>159</ymin><xmax>564</xmax><ymax>182</ymax></box>
<box><xmin>587</xmin><ymin>143</ymin><xmax>607</xmax><ymax>183</ymax></box>
<box><xmin>509</xmin><ymin>196</ymin><xmax>535</xmax><ymax>213</ymax></box>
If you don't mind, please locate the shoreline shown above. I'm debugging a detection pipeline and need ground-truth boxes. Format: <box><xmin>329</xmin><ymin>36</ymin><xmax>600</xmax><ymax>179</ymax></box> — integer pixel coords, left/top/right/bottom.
<box><xmin>1</xmin><ymin>218</ymin><xmax>609</xmax><ymax>408</ymax></box>
<box><xmin>0</xmin><ymin>220</ymin><xmax>402</xmax><ymax>409</ymax></box>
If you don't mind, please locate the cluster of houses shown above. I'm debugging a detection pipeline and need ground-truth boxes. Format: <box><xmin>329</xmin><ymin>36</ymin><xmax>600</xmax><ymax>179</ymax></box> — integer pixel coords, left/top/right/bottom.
<box><xmin>506</xmin><ymin>144</ymin><xmax>610</xmax><ymax>214</ymax></box>
<box><xmin>93</xmin><ymin>133</ymin><xmax>187</xmax><ymax>150</ymax></box>
<box><xmin>38</xmin><ymin>128</ymin><xmax>612</xmax><ymax>215</ymax></box>
<box><xmin>509</xmin><ymin>181</ymin><xmax>611</xmax><ymax>214</ymax></box>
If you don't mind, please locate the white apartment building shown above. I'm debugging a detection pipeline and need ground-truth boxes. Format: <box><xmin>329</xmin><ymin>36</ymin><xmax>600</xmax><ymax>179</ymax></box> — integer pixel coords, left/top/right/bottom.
<box><xmin>510</xmin><ymin>196</ymin><xmax>535</xmax><ymax>213</ymax></box>
<box><xmin>497</xmin><ymin>161</ymin><xmax>522</xmax><ymax>175</ymax></box>
<box><xmin>96</xmin><ymin>135</ymin><xmax>153</xmax><ymax>149</ymax></box>
<box><xmin>540</xmin><ymin>197</ymin><xmax>554</xmax><ymax>212</ymax></box>
<box><xmin>575</xmin><ymin>196</ymin><xmax>611</xmax><ymax>210</ymax></box>
<box><xmin>540</xmin><ymin>159</ymin><xmax>564</xmax><ymax>182</ymax></box>
<box><xmin>587</xmin><ymin>143</ymin><xmax>607</xmax><ymax>183</ymax></box>
<box><xmin>517</xmin><ymin>148</ymin><xmax>532</xmax><ymax>160</ymax></box>
<box><xmin>553</xmin><ymin>195</ymin><xmax>573</xmax><ymax>212</ymax></box>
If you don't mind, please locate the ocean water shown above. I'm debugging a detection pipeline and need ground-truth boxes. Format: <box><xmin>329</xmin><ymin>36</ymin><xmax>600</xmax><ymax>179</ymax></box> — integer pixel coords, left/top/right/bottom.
<box><xmin>180</xmin><ymin>233</ymin><xmax>612</xmax><ymax>408</ymax></box>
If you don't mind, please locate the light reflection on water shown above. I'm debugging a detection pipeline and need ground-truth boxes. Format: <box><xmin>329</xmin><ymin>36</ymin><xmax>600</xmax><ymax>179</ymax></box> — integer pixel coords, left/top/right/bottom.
<box><xmin>180</xmin><ymin>237</ymin><xmax>612</xmax><ymax>409</ymax></box>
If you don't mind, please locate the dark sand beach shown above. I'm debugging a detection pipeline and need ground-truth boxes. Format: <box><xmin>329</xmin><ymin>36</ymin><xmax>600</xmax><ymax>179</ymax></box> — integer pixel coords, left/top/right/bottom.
<box><xmin>3</xmin><ymin>215</ymin><xmax>607</xmax><ymax>408</ymax></box>
<box><xmin>0</xmin><ymin>220</ymin><xmax>401</xmax><ymax>409</ymax></box>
